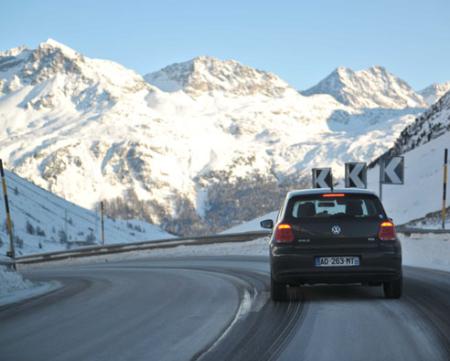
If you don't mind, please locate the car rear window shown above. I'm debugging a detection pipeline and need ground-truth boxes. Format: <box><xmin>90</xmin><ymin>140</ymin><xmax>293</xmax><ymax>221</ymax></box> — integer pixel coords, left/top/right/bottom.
<box><xmin>286</xmin><ymin>194</ymin><xmax>385</xmax><ymax>219</ymax></box>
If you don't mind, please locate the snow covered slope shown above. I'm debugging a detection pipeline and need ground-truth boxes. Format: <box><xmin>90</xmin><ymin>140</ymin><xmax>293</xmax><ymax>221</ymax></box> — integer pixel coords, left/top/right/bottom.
<box><xmin>0</xmin><ymin>40</ymin><xmax>428</xmax><ymax>235</ymax></box>
<box><xmin>419</xmin><ymin>82</ymin><xmax>450</xmax><ymax>105</ymax></box>
<box><xmin>376</xmin><ymin>91</ymin><xmax>450</xmax><ymax>160</ymax></box>
<box><xmin>302</xmin><ymin>66</ymin><xmax>427</xmax><ymax>109</ymax></box>
<box><xmin>367</xmin><ymin>91</ymin><xmax>450</xmax><ymax>224</ymax></box>
<box><xmin>0</xmin><ymin>169</ymin><xmax>172</xmax><ymax>256</ymax></box>
<box><xmin>367</xmin><ymin>131</ymin><xmax>450</xmax><ymax>224</ymax></box>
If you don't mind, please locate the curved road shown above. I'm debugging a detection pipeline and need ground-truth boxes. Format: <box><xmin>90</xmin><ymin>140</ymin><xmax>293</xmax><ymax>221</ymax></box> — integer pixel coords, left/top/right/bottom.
<box><xmin>0</xmin><ymin>256</ymin><xmax>449</xmax><ymax>361</ymax></box>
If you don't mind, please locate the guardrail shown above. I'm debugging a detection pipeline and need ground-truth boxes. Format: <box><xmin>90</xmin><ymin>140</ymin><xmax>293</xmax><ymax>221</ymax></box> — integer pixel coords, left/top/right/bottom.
<box><xmin>396</xmin><ymin>226</ymin><xmax>450</xmax><ymax>235</ymax></box>
<box><xmin>4</xmin><ymin>226</ymin><xmax>449</xmax><ymax>266</ymax></box>
<box><xmin>0</xmin><ymin>257</ymin><xmax>15</xmax><ymax>270</ymax></box>
<box><xmin>13</xmin><ymin>230</ymin><xmax>271</xmax><ymax>265</ymax></box>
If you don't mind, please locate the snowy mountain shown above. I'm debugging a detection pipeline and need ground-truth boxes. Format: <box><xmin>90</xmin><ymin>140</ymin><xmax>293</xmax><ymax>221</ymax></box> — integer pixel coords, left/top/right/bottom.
<box><xmin>0</xmin><ymin>40</ymin><xmax>428</xmax><ymax>235</ymax></box>
<box><xmin>0</xmin><ymin>168</ymin><xmax>172</xmax><ymax>256</ymax></box>
<box><xmin>302</xmin><ymin>66</ymin><xmax>427</xmax><ymax>109</ymax></box>
<box><xmin>367</xmin><ymin>131</ymin><xmax>450</xmax><ymax>225</ymax></box>
<box><xmin>374</xmin><ymin>90</ymin><xmax>450</xmax><ymax>161</ymax></box>
<box><xmin>144</xmin><ymin>56</ymin><xmax>295</xmax><ymax>97</ymax></box>
<box><xmin>419</xmin><ymin>82</ymin><xmax>450</xmax><ymax>105</ymax></box>
<box><xmin>364</xmin><ymin>90</ymin><xmax>450</xmax><ymax>224</ymax></box>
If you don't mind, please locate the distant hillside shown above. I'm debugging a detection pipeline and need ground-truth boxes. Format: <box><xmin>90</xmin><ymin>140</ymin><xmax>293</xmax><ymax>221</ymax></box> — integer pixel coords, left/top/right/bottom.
<box><xmin>0</xmin><ymin>169</ymin><xmax>172</xmax><ymax>256</ymax></box>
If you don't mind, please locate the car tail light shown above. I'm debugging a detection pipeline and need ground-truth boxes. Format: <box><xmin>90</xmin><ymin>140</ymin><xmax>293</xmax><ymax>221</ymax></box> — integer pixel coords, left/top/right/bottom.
<box><xmin>274</xmin><ymin>223</ymin><xmax>295</xmax><ymax>243</ymax></box>
<box><xmin>322</xmin><ymin>193</ymin><xmax>345</xmax><ymax>198</ymax></box>
<box><xmin>378</xmin><ymin>221</ymin><xmax>397</xmax><ymax>241</ymax></box>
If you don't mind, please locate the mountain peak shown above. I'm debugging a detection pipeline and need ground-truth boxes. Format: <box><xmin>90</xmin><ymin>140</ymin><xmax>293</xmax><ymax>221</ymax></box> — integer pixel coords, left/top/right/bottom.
<box><xmin>0</xmin><ymin>39</ymin><xmax>148</xmax><ymax>110</ymax></box>
<box><xmin>370</xmin><ymin>65</ymin><xmax>387</xmax><ymax>72</ymax></box>
<box><xmin>302</xmin><ymin>66</ymin><xmax>427</xmax><ymax>109</ymax></box>
<box><xmin>419</xmin><ymin>81</ymin><xmax>450</xmax><ymax>105</ymax></box>
<box><xmin>37</xmin><ymin>38</ymin><xmax>79</xmax><ymax>58</ymax></box>
<box><xmin>144</xmin><ymin>56</ymin><xmax>293</xmax><ymax>97</ymax></box>
<box><xmin>334</xmin><ymin>66</ymin><xmax>352</xmax><ymax>74</ymax></box>
<box><xmin>0</xmin><ymin>45</ymin><xmax>29</xmax><ymax>58</ymax></box>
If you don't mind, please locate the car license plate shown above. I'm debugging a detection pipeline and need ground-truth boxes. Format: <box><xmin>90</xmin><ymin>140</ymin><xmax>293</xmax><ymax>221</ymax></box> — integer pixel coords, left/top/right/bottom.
<box><xmin>315</xmin><ymin>256</ymin><xmax>360</xmax><ymax>267</ymax></box>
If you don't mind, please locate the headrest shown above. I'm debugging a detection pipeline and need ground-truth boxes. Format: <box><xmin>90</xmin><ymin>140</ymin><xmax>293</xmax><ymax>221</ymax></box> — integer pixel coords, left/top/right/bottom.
<box><xmin>298</xmin><ymin>202</ymin><xmax>316</xmax><ymax>217</ymax></box>
<box><xmin>346</xmin><ymin>201</ymin><xmax>363</xmax><ymax>216</ymax></box>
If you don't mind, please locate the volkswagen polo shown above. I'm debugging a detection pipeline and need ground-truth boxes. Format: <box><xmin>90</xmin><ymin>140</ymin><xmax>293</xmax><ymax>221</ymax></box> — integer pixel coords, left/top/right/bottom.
<box><xmin>260</xmin><ymin>189</ymin><xmax>402</xmax><ymax>301</ymax></box>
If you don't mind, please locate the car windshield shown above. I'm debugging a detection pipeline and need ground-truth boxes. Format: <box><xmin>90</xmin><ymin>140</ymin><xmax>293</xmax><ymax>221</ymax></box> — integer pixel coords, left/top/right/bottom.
<box><xmin>287</xmin><ymin>194</ymin><xmax>385</xmax><ymax>219</ymax></box>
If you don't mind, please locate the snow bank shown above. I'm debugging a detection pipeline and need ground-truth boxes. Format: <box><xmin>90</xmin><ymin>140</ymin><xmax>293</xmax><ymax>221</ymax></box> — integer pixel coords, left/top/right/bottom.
<box><xmin>400</xmin><ymin>234</ymin><xmax>450</xmax><ymax>272</ymax></box>
<box><xmin>0</xmin><ymin>265</ymin><xmax>60</xmax><ymax>306</ymax></box>
<box><xmin>145</xmin><ymin>235</ymin><xmax>449</xmax><ymax>274</ymax></box>
<box><xmin>147</xmin><ymin>237</ymin><xmax>269</xmax><ymax>258</ymax></box>
<box><xmin>23</xmin><ymin>232</ymin><xmax>449</xmax><ymax>275</ymax></box>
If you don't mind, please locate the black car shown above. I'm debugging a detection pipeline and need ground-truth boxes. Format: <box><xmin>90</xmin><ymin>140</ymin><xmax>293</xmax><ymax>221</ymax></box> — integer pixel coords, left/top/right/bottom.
<box><xmin>261</xmin><ymin>188</ymin><xmax>402</xmax><ymax>301</ymax></box>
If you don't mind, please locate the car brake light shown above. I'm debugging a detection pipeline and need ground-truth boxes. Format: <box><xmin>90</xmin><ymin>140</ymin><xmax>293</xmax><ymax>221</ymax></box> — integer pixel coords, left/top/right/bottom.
<box><xmin>274</xmin><ymin>223</ymin><xmax>295</xmax><ymax>243</ymax></box>
<box><xmin>322</xmin><ymin>193</ymin><xmax>345</xmax><ymax>198</ymax></box>
<box><xmin>378</xmin><ymin>221</ymin><xmax>396</xmax><ymax>241</ymax></box>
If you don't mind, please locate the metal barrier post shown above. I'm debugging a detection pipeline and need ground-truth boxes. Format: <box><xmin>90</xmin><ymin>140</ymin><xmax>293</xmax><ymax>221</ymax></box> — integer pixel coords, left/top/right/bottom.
<box><xmin>0</xmin><ymin>159</ymin><xmax>16</xmax><ymax>269</ymax></box>
<box><xmin>442</xmin><ymin>149</ymin><xmax>448</xmax><ymax>229</ymax></box>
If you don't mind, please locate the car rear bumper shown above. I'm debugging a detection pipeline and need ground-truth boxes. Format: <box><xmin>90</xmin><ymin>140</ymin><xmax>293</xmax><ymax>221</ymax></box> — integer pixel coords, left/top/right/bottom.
<box><xmin>270</xmin><ymin>245</ymin><xmax>402</xmax><ymax>285</ymax></box>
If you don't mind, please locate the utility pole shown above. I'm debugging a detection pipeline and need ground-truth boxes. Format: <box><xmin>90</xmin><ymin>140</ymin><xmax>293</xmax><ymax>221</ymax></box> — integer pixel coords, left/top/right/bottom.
<box><xmin>442</xmin><ymin>149</ymin><xmax>448</xmax><ymax>229</ymax></box>
<box><xmin>0</xmin><ymin>159</ymin><xmax>16</xmax><ymax>269</ymax></box>
<box><xmin>100</xmin><ymin>201</ymin><xmax>105</xmax><ymax>245</ymax></box>
<box><xmin>379</xmin><ymin>159</ymin><xmax>384</xmax><ymax>201</ymax></box>
<box><xmin>64</xmin><ymin>209</ymin><xmax>68</xmax><ymax>240</ymax></box>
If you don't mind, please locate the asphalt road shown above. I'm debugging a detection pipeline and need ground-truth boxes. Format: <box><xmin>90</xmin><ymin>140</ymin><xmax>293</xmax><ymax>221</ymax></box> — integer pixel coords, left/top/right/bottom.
<box><xmin>0</xmin><ymin>256</ymin><xmax>449</xmax><ymax>361</ymax></box>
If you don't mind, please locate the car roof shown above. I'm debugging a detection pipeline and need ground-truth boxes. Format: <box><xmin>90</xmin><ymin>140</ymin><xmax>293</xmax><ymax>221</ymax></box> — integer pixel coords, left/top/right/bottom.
<box><xmin>286</xmin><ymin>188</ymin><xmax>377</xmax><ymax>199</ymax></box>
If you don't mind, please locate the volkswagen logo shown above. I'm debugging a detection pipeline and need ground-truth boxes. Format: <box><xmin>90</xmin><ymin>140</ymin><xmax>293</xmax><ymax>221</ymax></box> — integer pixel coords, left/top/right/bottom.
<box><xmin>331</xmin><ymin>225</ymin><xmax>341</xmax><ymax>235</ymax></box>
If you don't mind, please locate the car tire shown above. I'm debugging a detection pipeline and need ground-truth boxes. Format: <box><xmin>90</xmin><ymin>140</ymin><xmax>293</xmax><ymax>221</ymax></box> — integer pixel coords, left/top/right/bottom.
<box><xmin>271</xmin><ymin>276</ymin><xmax>288</xmax><ymax>302</ymax></box>
<box><xmin>383</xmin><ymin>277</ymin><xmax>402</xmax><ymax>299</ymax></box>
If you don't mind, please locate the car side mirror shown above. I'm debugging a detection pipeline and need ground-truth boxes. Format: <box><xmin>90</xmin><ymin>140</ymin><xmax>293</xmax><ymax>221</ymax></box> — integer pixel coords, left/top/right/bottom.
<box><xmin>260</xmin><ymin>219</ymin><xmax>274</xmax><ymax>229</ymax></box>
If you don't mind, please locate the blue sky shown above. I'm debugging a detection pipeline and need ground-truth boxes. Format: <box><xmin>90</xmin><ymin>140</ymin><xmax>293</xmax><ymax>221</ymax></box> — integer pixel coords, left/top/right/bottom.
<box><xmin>1</xmin><ymin>0</ymin><xmax>449</xmax><ymax>90</ymax></box>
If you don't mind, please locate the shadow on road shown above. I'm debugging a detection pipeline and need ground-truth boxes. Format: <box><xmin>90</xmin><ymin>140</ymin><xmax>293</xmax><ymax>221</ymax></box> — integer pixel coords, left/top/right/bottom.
<box><xmin>286</xmin><ymin>284</ymin><xmax>385</xmax><ymax>302</ymax></box>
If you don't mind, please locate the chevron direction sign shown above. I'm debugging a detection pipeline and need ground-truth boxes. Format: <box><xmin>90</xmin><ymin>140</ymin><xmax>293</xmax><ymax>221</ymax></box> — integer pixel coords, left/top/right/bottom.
<box><xmin>380</xmin><ymin>157</ymin><xmax>404</xmax><ymax>185</ymax></box>
<box><xmin>345</xmin><ymin>162</ymin><xmax>367</xmax><ymax>188</ymax></box>
<box><xmin>312</xmin><ymin>168</ymin><xmax>333</xmax><ymax>188</ymax></box>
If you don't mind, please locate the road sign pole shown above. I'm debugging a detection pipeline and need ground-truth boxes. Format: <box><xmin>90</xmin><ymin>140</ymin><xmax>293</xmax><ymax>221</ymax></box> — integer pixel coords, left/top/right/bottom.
<box><xmin>330</xmin><ymin>170</ymin><xmax>334</xmax><ymax>193</ymax></box>
<box><xmin>0</xmin><ymin>159</ymin><xmax>16</xmax><ymax>269</ymax></box>
<box><xmin>379</xmin><ymin>160</ymin><xmax>384</xmax><ymax>201</ymax></box>
<box><xmin>442</xmin><ymin>149</ymin><xmax>448</xmax><ymax>229</ymax></box>
<box><xmin>100</xmin><ymin>201</ymin><xmax>105</xmax><ymax>245</ymax></box>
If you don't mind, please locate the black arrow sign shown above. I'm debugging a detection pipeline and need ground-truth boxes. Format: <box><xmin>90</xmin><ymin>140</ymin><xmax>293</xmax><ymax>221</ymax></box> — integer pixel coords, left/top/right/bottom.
<box><xmin>312</xmin><ymin>168</ymin><xmax>333</xmax><ymax>188</ymax></box>
<box><xmin>381</xmin><ymin>157</ymin><xmax>404</xmax><ymax>185</ymax></box>
<box><xmin>345</xmin><ymin>162</ymin><xmax>367</xmax><ymax>188</ymax></box>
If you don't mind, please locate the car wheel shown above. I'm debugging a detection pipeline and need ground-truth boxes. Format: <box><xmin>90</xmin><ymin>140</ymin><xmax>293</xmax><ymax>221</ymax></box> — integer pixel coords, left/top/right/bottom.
<box><xmin>383</xmin><ymin>277</ymin><xmax>402</xmax><ymax>299</ymax></box>
<box><xmin>271</xmin><ymin>276</ymin><xmax>288</xmax><ymax>302</ymax></box>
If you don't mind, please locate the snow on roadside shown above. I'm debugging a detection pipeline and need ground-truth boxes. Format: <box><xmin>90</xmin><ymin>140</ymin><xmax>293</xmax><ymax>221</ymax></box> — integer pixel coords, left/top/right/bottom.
<box><xmin>0</xmin><ymin>265</ymin><xmax>60</xmax><ymax>307</ymax></box>
<box><xmin>139</xmin><ymin>234</ymin><xmax>450</xmax><ymax>273</ymax></box>
<box><xmin>20</xmin><ymin>237</ymin><xmax>270</xmax><ymax>269</ymax></box>
<box><xmin>401</xmin><ymin>234</ymin><xmax>449</xmax><ymax>272</ymax></box>
<box><xmin>146</xmin><ymin>237</ymin><xmax>269</xmax><ymax>258</ymax></box>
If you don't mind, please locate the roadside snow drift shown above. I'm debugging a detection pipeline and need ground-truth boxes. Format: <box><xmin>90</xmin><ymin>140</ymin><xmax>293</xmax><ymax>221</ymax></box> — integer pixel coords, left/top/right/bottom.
<box><xmin>0</xmin><ymin>264</ymin><xmax>59</xmax><ymax>306</ymax></box>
